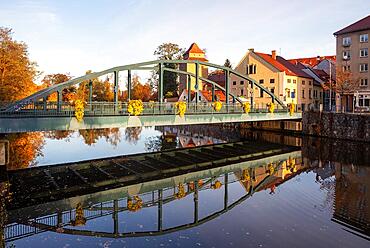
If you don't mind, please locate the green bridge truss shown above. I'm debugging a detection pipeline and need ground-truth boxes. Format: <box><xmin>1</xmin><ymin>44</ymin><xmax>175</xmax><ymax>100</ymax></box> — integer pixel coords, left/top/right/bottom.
<box><xmin>3</xmin><ymin>60</ymin><xmax>286</xmax><ymax>113</ymax></box>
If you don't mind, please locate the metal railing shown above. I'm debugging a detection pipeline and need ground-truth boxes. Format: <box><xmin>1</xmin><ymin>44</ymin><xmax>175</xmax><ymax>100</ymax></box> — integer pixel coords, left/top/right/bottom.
<box><xmin>0</xmin><ymin>101</ymin><xmax>289</xmax><ymax>118</ymax></box>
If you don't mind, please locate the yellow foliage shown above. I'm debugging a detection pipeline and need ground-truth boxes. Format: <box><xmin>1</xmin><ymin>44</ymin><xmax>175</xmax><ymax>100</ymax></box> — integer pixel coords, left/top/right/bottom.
<box><xmin>127</xmin><ymin>195</ymin><xmax>143</xmax><ymax>212</ymax></box>
<box><xmin>71</xmin><ymin>203</ymin><xmax>86</xmax><ymax>226</ymax></box>
<box><xmin>267</xmin><ymin>103</ymin><xmax>275</xmax><ymax>113</ymax></box>
<box><xmin>175</xmin><ymin>101</ymin><xmax>187</xmax><ymax>117</ymax></box>
<box><xmin>127</xmin><ymin>100</ymin><xmax>144</xmax><ymax>116</ymax></box>
<box><xmin>212</xmin><ymin>180</ymin><xmax>222</xmax><ymax>189</ymax></box>
<box><xmin>289</xmin><ymin>103</ymin><xmax>295</xmax><ymax>116</ymax></box>
<box><xmin>212</xmin><ymin>101</ymin><xmax>222</xmax><ymax>112</ymax></box>
<box><xmin>148</xmin><ymin>100</ymin><xmax>155</xmax><ymax>109</ymax></box>
<box><xmin>175</xmin><ymin>183</ymin><xmax>186</xmax><ymax>199</ymax></box>
<box><xmin>74</xmin><ymin>99</ymin><xmax>84</xmax><ymax>122</ymax></box>
<box><xmin>267</xmin><ymin>163</ymin><xmax>275</xmax><ymax>175</ymax></box>
<box><xmin>241</xmin><ymin>169</ymin><xmax>250</xmax><ymax>182</ymax></box>
<box><xmin>243</xmin><ymin>102</ymin><xmax>251</xmax><ymax>114</ymax></box>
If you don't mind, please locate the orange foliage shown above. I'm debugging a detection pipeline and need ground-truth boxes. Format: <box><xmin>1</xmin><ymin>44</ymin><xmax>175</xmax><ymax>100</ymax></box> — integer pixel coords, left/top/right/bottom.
<box><xmin>5</xmin><ymin>133</ymin><xmax>44</xmax><ymax>170</ymax></box>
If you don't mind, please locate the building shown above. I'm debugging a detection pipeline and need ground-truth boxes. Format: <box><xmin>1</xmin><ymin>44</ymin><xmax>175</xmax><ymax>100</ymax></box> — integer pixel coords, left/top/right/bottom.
<box><xmin>289</xmin><ymin>57</ymin><xmax>336</xmax><ymax>111</ymax></box>
<box><xmin>230</xmin><ymin>49</ymin><xmax>316</xmax><ymax>111</ymax></box>
<box><xmin>207</xmin><ymin>69</ymin><xmax>225</xmax><ymax>89</ymax></box>
<box><xmin>334</xmin><ymin>15</ymin><xmax>370</xmax><ymax>110</ymax></box>
<box><xmin>178</xmin><ymin>89</ymin><xmax>226</xmax><ymax>102</ymax></box>
<box><xmin>179</xmin><ymin>43</ymin><xmax>209</xmax><ymax>93</ymax></box>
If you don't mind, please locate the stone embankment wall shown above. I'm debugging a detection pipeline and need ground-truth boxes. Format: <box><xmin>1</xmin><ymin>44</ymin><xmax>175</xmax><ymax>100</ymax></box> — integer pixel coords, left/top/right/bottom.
<box><xmin>302</xmin><ymin>112</ymin><xmax>370</xmax><ymax>142</ymax></box>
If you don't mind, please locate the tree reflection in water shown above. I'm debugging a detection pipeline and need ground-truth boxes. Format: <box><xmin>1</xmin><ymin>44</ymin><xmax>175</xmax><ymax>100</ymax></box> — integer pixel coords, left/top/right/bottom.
<box><xmin>78</xmin><ymin>128</ymin><xmax>121</xmax><ymax>146</ymax></box>
<box><xmin>124</xmin><ymin>127</ymin><xmax>142</xmax><ymax>145</ymax></box>
<box><xmin>0</xmin><ymin>133</ymin><xmax>44</xmax><ymax>170</ymax></box>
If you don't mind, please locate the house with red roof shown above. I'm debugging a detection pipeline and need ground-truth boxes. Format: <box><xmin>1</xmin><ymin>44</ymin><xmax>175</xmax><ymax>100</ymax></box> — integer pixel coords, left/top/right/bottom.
<box><xmin>230</xmin><ymin>49</ymin><xmax>319</xmax><ymax>111</ymax></box>
<box><xmin>334</xmin><ymin>14</ymin><xmax>370</xmax><ymax>111</ymax></box>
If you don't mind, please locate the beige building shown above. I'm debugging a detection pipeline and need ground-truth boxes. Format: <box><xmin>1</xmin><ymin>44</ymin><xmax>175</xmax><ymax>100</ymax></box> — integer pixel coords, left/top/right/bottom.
<box><xmin>231</xmin><ymin>49</ymin><xmax>316</xmax><ymax>111</ymax></box>
<box><xmin>334</xmin><ymin>15</ymin><xmax>370</xmax><ymax>110</ymax></box>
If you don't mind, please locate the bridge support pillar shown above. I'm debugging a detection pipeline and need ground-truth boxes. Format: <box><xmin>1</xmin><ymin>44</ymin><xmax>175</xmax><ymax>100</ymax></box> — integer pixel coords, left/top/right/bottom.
<box><xmin>127</xmin><ymin>70</ymin><xmax>132</xmax><ymax>101</ymax></box>
<box><xmin>224</xmin><ymin>173</ymin><xmax>228</xmax><ymax>209</ymax></box>
<box><xmin>250</xmin><ymin>82</ymin><xmax>254</xmax><ymax>110</ymax></box>
<box><xmin>113</xmin><ymin>199</ymin><xmax>119</xmax><ymax>235</ymax></box>
<box><xmin>43</xmin><ymin>96</ymin><xmax>47</xmax><ymax>110</ymax></box>
<box><xmin>158</xmin><ymin>63</ymin><xmax>163</xmax><ymax>104</ymax></box>
<box><xmin>212</xmin><ymin>85</ymin><xmax>215</xmax><ymax>102</ymax></box>
<box><xmin>225</xmin><ymin>70</ymin><xmax>229</xmax><ymax>112</ymax></box>
<box><xmin>114</xmin><ymin>71</ymin><xmax>119</xmax><ymax>101</ymax></box>
<box><xmin>158</xmin><ymin>189</ymin><xmax>163</xmax><ymax>231</ymax></box>
<box><xmin>194</xmin><ymin>181</ymin><xmax>199</xmax><ymax>223</ymax></box>
<box><xmin>187</xmin><ymin>75</ymin><xmax>191</xmax><ymax>104</ymax></box>
<box><xmin>57</xmin><ymin>90</ymin><xmax>62</xmax><ymax>112</ymax></box>
<box><xmin>88</xmin><ymin>80</ymin><xmax>93</xmax><ymax>103</ymax></box>
<box><xmin>195</xmin><ymin>62</ymin><xmax>199</xmax><ymax>105</ymax></box>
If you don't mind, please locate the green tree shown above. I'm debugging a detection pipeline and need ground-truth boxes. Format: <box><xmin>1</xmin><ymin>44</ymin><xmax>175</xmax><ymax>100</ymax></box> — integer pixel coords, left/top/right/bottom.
<box><xmin>0</xmin><ymin>27</ymin><xmax>39</xmax><ymax>102</ymax></box>
<box><xmin>153</xmin><ymin>43</ymin><xmax>185</xmax><ymax>96</ymax></box>
<box><xmin>224</xmin><ymin>59</ymin><xmax>232</xmax><ymax>69</ymax></box>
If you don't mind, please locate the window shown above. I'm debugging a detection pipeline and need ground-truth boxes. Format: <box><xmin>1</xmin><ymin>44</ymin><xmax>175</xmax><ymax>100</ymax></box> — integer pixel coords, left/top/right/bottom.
<box><xmin>360</xmin><ymin>78</ymin><xmax>368</xmax><ymax>86</ymax></box>
<box><xmin>343</xmin><ymin>36</ymin><xmax>351</xmax><ymax>46</ymax></box>
<box><xmin>309</xmin><ymin>81</ymin><xmax>312</xmax><ymax>86</ymax></box>
<box><xmin>343</xmin><ymin>65</ymin><xmax>351</xmax><ymax>71</ymax></box>
<box><xmin>314</xmin><ymin>90</ymin><xmax>318</xmax><ymax>99</ymax></box>
<box><xmin>309</xmin><ymin>89</ymin><xmax>312</xmax><ymax>99</ymax></box>
<box><xmin>247</xmin><ymin>64</ymin><xmax>257</xmax><ymax>74</ymax></box>
<box><xmin>241</xmin><ymin>89</ymin><xmax>244</xmax><ymax>95</ymax></box>
<box><xmin>302</xmin><ymin>80</ymin><xmax>305</xmax><ymax>85</ymax></box>
<box><xmin>291</xmin><ymin>90</ymin><xmax>296</xmax><ymax>99</ymax></box>
<box><xmin>320</xmin><ymin>92</ymin><xmax>322</xmax><ymax>99</ymax></box>
<box><xmin>270</xmin><ymin>79</ymin><xmax>275</xmax><ymax>84</ymax></box>
<box><xmin>286</xmin><ymin>89</ymin><xmax>290</xmax><ymax>98</ymax></box>
<box><xmin>360</xmin><ymin>48</ymin><xmax>368</xmax><ymax>58</ymax></box>
<box><xmin>360</xmin><ymin>64</ymin><xmax>368</xmax><ymax>72</ymax></box>
<box><xmin>343</xmin><ymin>50</ymin><xmax>351</xmax><ymax>60</ymax></box>
<box><xmin>233</xmin><ymin>81</ymin><xmax>236</xmax><ymax>85</ymax></box>
<box><xmin>260</xmin><ymin>89</ymin><xmax>263</xmax><ymax>97</ymax></box>
<box><xmin>293</xmin><ymin>79</ymin><xmax>297</xmax><ymax>84</ymax></box>
<box><xmin>360</xmin><ymin>34</ymin><xmax>368</xmax><ymax>43</ymax></box>
<box><xmin>287</xmin><ymin>79</ymin><xmax>291</xmax><ymax>83</ymax></box>
<box><xmin>270</xmin><ymin>87</ymin><xmax>275</xmax><ymax>94</ymax></box>
<box><xmin>259</xmin><ymin>79</ymin><xmax>264</xmax><ymax>84</ymax></box>
<box><xmin>240</xmin><ymin>80</ymin><xmax>244</xmax><ymax>85</ymax></box>
<box><xmin>302</xmin><ymin>89</ymin><xmax>305</xmax><ymax>98</ymax></box>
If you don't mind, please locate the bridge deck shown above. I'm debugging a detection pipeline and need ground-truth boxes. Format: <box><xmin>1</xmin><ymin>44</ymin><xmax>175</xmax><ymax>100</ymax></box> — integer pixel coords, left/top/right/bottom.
<box><xmin>6</xmin><ymin>140</ymin><xmax>299</xmax><ymax>210</ymax></box>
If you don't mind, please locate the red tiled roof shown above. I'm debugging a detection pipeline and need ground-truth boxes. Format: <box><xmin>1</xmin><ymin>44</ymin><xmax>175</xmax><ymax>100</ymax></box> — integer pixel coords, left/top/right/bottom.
<box><xmin>288</xmin><ymin>56</ymin><xmax>336</xmax><ymax>67</ymax></box>
<box><xmin>200</xmin><ymin>90</ymin><xmax>226</xmax><ymax>102</ymax></box>
<box><xmin>255</xmin><ymin>52</ymin><xmax>297</xmax><ymax>76</ymax></box>
<box><xmin>276</xmin><ymin>57</ymin><xmax>313</xmax><ymax>79</ymax></box>
<box><xmin>334</xmin><ymin>15</ymin><xmax>370</xmax><ymax>35</ymax></box>
<box><xmin>184</xmin><ymin>43</ymin><xmax>205</xmax><ymax>55</ymax></box>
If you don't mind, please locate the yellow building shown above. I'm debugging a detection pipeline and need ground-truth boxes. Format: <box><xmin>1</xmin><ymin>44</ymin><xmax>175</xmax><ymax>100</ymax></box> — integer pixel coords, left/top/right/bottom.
<box><xmin>231</xmin><ymin>49</ymin><xmax>315</xmax><ymax>110</ymax></box>
<box><xmin>179</xmin><ymin>43</ymin><xmax>208</xmax><ymax>92</ymax></box>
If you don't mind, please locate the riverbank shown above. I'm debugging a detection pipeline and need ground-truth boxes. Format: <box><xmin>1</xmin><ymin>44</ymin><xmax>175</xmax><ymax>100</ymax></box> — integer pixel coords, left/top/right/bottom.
<box><xmin>302</xmin><ymin>111</ymin><xmax>370</xmax><ymax>142</ymax></box>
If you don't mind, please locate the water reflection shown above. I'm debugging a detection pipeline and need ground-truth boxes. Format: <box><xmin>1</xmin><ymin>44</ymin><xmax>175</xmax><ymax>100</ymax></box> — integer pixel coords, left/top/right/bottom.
<box><xmin>0</xmin><ymin>125</ymin><xmax>240</xmax><ymax>170</ymax></box>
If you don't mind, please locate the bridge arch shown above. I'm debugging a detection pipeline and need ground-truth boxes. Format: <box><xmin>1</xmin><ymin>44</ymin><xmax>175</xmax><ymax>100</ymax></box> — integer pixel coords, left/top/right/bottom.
<box><xmin>3</xmin><ymin>60</ymin><xmax>285</xmax><ymax>112</ymax></box>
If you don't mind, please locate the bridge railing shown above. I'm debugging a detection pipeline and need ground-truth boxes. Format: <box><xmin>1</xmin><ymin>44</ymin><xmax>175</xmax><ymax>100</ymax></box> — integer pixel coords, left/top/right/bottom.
<box><xmin>0</xmin><ymin>101</ymin><xmax>289</xmax><ymax>117</ymax></box>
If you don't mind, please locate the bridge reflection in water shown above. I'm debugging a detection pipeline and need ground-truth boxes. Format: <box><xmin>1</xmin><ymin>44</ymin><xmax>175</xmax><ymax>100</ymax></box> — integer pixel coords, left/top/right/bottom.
<box><xmin>3</xmin><ymin>149</ymin><xmax>303</xmax><ymax>242</ymax></box>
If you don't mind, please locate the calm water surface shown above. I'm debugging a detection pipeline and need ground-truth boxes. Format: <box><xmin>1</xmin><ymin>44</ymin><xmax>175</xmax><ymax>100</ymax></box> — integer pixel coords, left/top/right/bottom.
<box><xmin>1</xmin><ymin>125</ymin><xmax>369</xmax><ymax>247</ymax></box>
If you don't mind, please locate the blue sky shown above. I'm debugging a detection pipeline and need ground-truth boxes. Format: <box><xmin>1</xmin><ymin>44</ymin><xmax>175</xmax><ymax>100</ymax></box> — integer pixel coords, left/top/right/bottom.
<box><xmin>1</xmin><ymin>0</ymin><xmax>369</xmax><ymax>82</ymax></box>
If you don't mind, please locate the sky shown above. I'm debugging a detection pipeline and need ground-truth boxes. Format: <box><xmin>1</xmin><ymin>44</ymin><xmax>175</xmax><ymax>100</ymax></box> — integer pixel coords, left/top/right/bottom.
<box><xmin>1</xmin><ymin>0</ymin><xmax>370</xmax><ymax>83</ymax></box>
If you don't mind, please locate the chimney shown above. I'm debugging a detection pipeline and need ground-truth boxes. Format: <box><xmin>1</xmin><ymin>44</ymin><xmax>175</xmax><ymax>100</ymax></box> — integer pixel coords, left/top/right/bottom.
<box><xmin>272</xmin><ymin>50</ymin><xmax>277</xmax><ymax>60</ymax></box>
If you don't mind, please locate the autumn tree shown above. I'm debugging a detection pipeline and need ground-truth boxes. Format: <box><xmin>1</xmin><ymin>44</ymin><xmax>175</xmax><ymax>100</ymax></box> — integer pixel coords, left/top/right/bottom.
<box><xmin>121</xmin><ymin>75</ymin><xmax>152</xmax><ymax>101</ymax></box>
<box><xmin>41</xmin><ymin>73</ymin><xmax>74</xmax><ymax>102</ymax></box>
<box><xmin>0</xmin><ymin>27</ymin><xmax>39</xmax><ymax>102</ymax></box>
<box><xmin>335</xmin><ymin>67</ymin><xmax>360</xmax><ymax>110</ymax></box>
<box><xmin>153</xmin><ymin>43</ymin><xmax>185</xmax><ymax>96</ymax></box>
<box><xmin>224</xmin><ymin>59</ymin><xmax>232</xmax><ymax>69</ymax></box>
<box><xmin>76</xmin><ymin>71</ymin><xmax>114</xmax><ymax>102</ymax></box>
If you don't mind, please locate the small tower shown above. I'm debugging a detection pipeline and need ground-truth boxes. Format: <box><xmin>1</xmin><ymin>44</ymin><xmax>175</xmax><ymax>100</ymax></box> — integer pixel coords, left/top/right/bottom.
<box><xmin>179</xmin><ymin>43</ymin><xmax>209</xmax><ymax>93</ymax></box>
